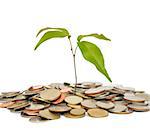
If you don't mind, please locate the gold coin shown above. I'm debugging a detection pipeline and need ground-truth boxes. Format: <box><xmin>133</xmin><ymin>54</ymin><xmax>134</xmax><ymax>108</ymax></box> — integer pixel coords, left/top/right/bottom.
<box><xmin>70</xmin><ymin>108</ymin><xmax>86</xmax><ymax>116</ymax></box>
<box><xmin>67</xmin><ymin>104</ymin><xmax>82</xmax><ymax>109</ymax></box>
<box><xmin>64</xmin><ymin>112</ymin><xmax>85</xmax><ymax>119</ymax></box>
<box><xmin>39</xmin><ymin>109</ymin><xmax>60</xmax><ymax>120</ymax></box>
<box><xmin>49</xmin><ymin>105</ymin><xmax>71</xmax><ymax>112</ymax></box>
<box><xmin>1</xmin><ymin>91</ymin><xmax>21</xmax><ymax>98</ymax></box>
<box><xmin>87</xmin><ymin>108</ymin><xmax>109</xmax><ymax>118</ymax></box>
<box><xmin>40</xmin><ymin>89</ymin><xmax>61</xmax><ymax>101</ymax></box>
<box><xmin>65</xmin><ymin>96</ymin><xmax>83</xmax><ymax>105</ymax></box>
<box><xmin>96</xmin><ymin>101</ymin><xmax>114</xmax><ymax>109</ymax></box>
<box><xmin>81</xmin><ymin>99</ymin><xmax>97</xmax><ymax>109</ymax></box>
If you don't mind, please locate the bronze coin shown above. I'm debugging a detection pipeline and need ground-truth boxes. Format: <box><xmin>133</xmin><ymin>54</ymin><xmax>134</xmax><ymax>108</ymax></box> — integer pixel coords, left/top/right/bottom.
<box><xmin>87</xmin><ymin>108</ymin><xmax>109</xmax><ymax>118</ymax></box>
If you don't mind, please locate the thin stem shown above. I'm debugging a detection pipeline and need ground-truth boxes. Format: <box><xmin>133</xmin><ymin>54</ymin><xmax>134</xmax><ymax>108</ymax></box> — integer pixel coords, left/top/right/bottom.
<box><xmin>74</xmin><ymin>46</ymin><xmax>78</xmax><ymax>55</ymax></box>
<box><xmin>68</xmin><ymin>36</ymin><xmax>77</xmax><ymax>93</ymax></box>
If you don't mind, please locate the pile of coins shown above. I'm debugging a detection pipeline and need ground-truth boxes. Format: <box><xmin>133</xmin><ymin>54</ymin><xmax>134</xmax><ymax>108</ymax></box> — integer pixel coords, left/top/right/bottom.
<box><xmin>0</xmin><ymin>82</ymin><xmax>150</xmax><ymax>122</ymax></box>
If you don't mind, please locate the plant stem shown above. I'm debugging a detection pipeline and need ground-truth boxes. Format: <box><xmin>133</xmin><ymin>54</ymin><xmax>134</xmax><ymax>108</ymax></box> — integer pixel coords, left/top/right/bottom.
<box><xmin>68</xmin><ymin>36</ymin><xmax>77</xmax><ymax>93</ymax></box>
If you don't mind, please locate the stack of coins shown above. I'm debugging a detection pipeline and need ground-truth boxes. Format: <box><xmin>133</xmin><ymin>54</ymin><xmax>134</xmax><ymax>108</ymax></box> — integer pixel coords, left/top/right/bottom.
<box><xmin>0</xmin><ymin>82</ymin><xmax>150</xmax><ymax>122</ymax></box>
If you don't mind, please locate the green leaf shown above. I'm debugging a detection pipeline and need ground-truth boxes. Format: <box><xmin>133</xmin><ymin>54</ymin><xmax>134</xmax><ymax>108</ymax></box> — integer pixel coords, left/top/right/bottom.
<box><xmin>77</xmin><ymin>41</ymin><xmax>112</xmax><ymax>82</ymax></box>
<box><xmin>77</xmin><ymin>33</ymin><xmax>111</xmax><ymax>42</ymax></box>
<box><xmin>36</xmin><ymin>27</ymin><xmax>70</xmax><ymax>37</ymax></box>
<box><xmin>34</xmin><ymin>30</ymin><xmax>69</xmax><ymax>50</ymax></box>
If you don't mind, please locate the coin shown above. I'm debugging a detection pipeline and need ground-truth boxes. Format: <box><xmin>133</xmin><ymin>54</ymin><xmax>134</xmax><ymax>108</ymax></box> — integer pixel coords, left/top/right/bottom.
<box><xmin>40</xmin><ymin>89</ymin><xmax>61</xmax><ymax>101</ymax></box>
<box><xmin>28</xmin><ymin>85</ymin><xmax>43</xmax><ymax>91</ymax></box>
<box><xmin>85</xmin><ymin>86</ymin><xmax>114</xmax><ymax>95</ymax></box>
<box><xmin>22</xmin><ymin>110</ymin><xmax>39</xmax><ymax>116</ymax></box>
<box><xmin>52</xmin><ymin>93</ymin><xmax>66</xmax><ymax>104</ymax></box>
<box><xmin>0</xmin><ymin>101</ymin><xmax>15</xmax><ymax>108</ymax></box>
<box><xmin>1</xmin><ymin>91</ymin><xmax>21</xmax><ymax>98</ymax></box>
<box><xmin>81</xmin><ymin>99</ymin><xmax>97</xmax><ymax>109</ymax></box>
<box><xmin>109</xmin><ymin>104</ymin><xmax>127</xmax><ymax>113</ymax></box>
<box><xmin>13</xmin><ymin>102</ymin><xmax>30</xmax><ymax>110</ymax></box>
<box><xmin>65</xmin><ymin>96</ymin><xmax>83</xmax><ymax>105</ymax></box>
<box><xmin>7</xmin><ymin>101</ymin><xmax>28</xmax><ymax>109</ymax></box>
<box><xmin>25</xmin><ymin>103</ymin><xmax>45</xmax><ymax>111</ymax></box>
<box><xmin>67</xmin><ymin>104</ymin><xmax>82</xmax><ymax>109</ymax></box>
<box><xmin>87</xmin><ymin>108</ymin><xmax>109</xmax><ymax>118</ymax></box>
<box><xmin>96</xmin><ymin>101</ymin><xmax>114</xmax><ymax>109</ymax></box>
<box><xmin>70</xmin><ymin>108</ymin><xmax>86</xmax><ymax>116</ymax></box>
<box><xmin>60</xmin><ymin>87</ymin><xmax>72</xmax><ymax>93</ymax></box>
<box><xmin>128</xmin><ymin>104</ymin><xmax>150</xmax><ymax>112</ymax></box>
<box><xmin>135</xmin><ymin>93</ymin><xmax>150</xmax><ymax>101</ymax></box>
<box><xmin>124</xmin><ymin>95</ymin><xmax>145</xmax><ymax>103</ymax></box>
<box><xmin>29</xmin><ymin>116</ymin><xmax>46</xmax><ymax>123</ymax></box>
<box><xmin>39</xmin><ymin>109</ymin><xmax>60</xmax><ymax>120</ymax></box>
<box><xmin>64</xmin><ymin>112</ymin><xmax>85</xmax><ymax>119</ymax></box>
<box><xmin>49</xmin><ymin>105</ymin><xmax>71</xmax><ymax>112</ymax></box>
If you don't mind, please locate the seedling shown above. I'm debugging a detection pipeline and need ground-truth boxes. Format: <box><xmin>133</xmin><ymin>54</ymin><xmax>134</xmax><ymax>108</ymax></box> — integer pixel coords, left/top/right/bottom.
<box><xmin>34</xmin><ymin>27</ymin><xmax>112</xmax><ymax>92</ymax></box>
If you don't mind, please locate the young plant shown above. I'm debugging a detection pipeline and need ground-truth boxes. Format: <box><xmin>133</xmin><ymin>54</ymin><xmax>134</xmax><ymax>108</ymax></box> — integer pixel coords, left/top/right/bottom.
<box><xmin>34</xmin><ymin>27</ymin><xmax>112</xmax><ymax>92</ymax></box>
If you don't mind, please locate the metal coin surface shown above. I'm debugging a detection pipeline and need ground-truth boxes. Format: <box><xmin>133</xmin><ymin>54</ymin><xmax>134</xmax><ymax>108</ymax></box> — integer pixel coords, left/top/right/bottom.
<box><xmin>81</xmin><ymin>99</ymin><xmax>97</xmax><ymax>109</ymax></box>
<box><xmin>26</xmin><ymin>103</ymin><xmax>45</xmax><ymax>111</ymax></box>
<box><xmin>87</xmin><ymin>108</ymin><xmax>109</xmax><ymax>118</ymax></box>
<box><xmin>29</xmin><ymin>116</ymin><xmax>47</xmax><ymax>123</ymax></box>
<box><xmin>65</xmin><ymin>96</ymin><xmax>83</xmax><ymax>105</ymax></box>
<box><xmin>124</xmin><ymin>95</ymin><xmax>145</xmax><ymax>103</ymax></box>
<box><xmin>40</xmin><ymin>89</ymin><xmax>61</xmax><ymax>101</ymax></box>
<box><xmin>128</xmin><ymin>104</ymin><xmax>150</xmax><ymax>112</ymax></box>
<box><xmin>64</xmin><ymin>112</ymin><xmax>85</xmax><ymax>119</ymax></box>
<box><xmin>0</xmin><ymin>101</ymin><xmax>15</xmax><ymax>108</ymax></box>
<box><xmin>39</xmin><ymin>109</ymin><xmax>60</xmax><ymax>120</ymax></box>
<box><xmin>109</xmin><ymin>104</ymin><xmax>127</xmax><ymax>113</ymax></box>
<box><xmin>67</xmin><ymin>104</ymin><xmax>82</xmax><ymax>109</ymax></box>
<box><xmin>96</xmin><ymin>101</ymin><xmax>114</xmax><ymax>109</ymax></box>
<box><xmin>52</xmin><ymin>93</ymin><xmax>66</xmax><ymax>104</ymax></box>
<box><xmin>70</xmin><ymin>108</ymin><xmax>86</xmax><ymax>116</ymax></box>
<box><xmin>49</xmin><ymin>105</ymin><xmax>71</xmax><ymax>112</ymax></box>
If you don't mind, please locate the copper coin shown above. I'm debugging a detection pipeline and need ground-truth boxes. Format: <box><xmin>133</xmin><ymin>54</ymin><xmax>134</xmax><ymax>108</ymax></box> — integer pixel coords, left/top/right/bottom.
<box><xmin>81</xmin><ymin>99</ymin><xmax>97</xmax><ymax>109</ymax></box>
<box><xmin>60</xmin><ymin>87</ymin><xmax>72</xmax><ymax>93</ymax></box>
<box><xmin>52</xmin><ymin>93</ymin><xmax>66</xmax><ymax>104</ymax></box>
<box><xmin>0</xmin><ymin>101</ymin><xmax>15</xmax><ymax>108</ymax></box>
<box><xmin>28</xmin><ymin>85</ymin><xmax>43</xmax><ymax>91</ymax></box>
<box><xmin>87</xmin><ymin>108</ymin><xmax>109</xmax><ymax>118</ymax></box>
<box><xmin>39</xmin><ymin>109</ymin><xmax>60</xmax><ymax>120</ymax></box>
<box><xmin>22</xmin><ymin>110</ymin><xmax>39</xmax><ymax>116</ymax></box>
<box><xmin>40</xmin><ymin>89</ymin><xmax>61</xmax><ymax>101</ymax></box>
<box><xmin>65</xmin><ymin>96</ymin><xmax>83</xmax><ymax>105</ymax></box>
<box><xmin>70</xmin><ymin>108</ymin><xmax>86</xmax><ymax>116</ymax></box>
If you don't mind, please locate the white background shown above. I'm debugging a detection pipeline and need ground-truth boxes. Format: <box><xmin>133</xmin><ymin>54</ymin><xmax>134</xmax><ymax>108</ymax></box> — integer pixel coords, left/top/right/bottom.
<box><xmin>0</xmin><ymin>0</ymin><xmax>150</xmax><ymax>140</ymax></box>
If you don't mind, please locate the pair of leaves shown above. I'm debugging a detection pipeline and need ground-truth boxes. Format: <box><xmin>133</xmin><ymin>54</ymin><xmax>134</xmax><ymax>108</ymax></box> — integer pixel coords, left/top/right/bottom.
<box><xmin>34</xmin><ymin>27</ymin><xmax>112</xmax><ymax>82</ymax></box>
